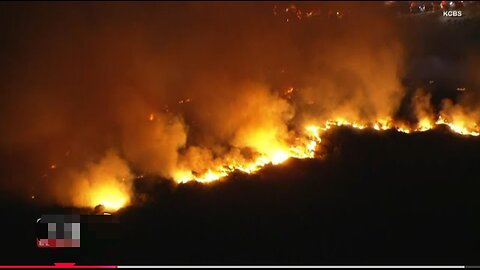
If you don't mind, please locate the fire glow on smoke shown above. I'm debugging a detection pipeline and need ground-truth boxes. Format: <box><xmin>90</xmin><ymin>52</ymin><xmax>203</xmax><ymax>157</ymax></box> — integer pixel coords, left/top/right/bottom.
<box><xmin>2</xmin><ymin>2</ymin><xmax>480</xmax><ymax>212</ymax></box>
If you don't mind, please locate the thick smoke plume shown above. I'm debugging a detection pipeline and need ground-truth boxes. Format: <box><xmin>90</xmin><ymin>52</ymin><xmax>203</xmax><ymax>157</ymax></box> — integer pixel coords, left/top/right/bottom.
<box><xmin>0</xmin><ymin>2</ymin><xmax>478</xmax><ymax>208</ymax></box>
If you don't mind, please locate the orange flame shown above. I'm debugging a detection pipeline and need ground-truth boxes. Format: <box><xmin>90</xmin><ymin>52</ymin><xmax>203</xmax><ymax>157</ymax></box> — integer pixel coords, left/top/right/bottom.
<box><xmin>171</xmin><ymin>113</ymin><xmax>479</xmax><ymax>184</ymax></box>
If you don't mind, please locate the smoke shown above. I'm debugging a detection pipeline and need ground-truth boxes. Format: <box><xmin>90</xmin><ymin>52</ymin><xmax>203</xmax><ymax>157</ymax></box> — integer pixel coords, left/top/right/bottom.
<box><xmin>295</xmin><ymin>9</ymin><xmax>405</xmax><ymax>125</ymax></box>
<box><xmin>0</xmin><ymin>2</ymin><xmax>477</xmax><ymax>208</ymax></box>
<box><xmin>121</xmin><ymin>111</ymin><xmax>187</xmax><ymax>178</ymax></box>
<box><xmin>65</xmin><ymin>150</ymin><xmax>133</xmax><ymax>210</ymax></box>
<box><xmin>412</xmin><ymin>89</ymin><xmax>435</xmax><ymax>129</ymax></box>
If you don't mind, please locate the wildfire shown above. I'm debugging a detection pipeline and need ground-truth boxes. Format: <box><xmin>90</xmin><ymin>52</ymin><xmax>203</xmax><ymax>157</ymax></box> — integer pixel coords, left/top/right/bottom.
<box><xmin>324</xmin><ymin>118</ymin><xmax>368</xmax><ymax>130</ymax></box>
<box><xmin>89</xmin><ymin>185</ymin><xmax>129</xmax><ymax>211</ymax></box>
<box><xmin>173</xmin><ymin>140</ymin><xmax>317</xmax><ymax>184</ymax></box>
<box><xmin>62</xmin><ymin>109</ymin><xmax>480</xmax><ymax>213</ymax></box>
<box><xmin>170</xmin><ymin>113</ymin><xmax>479</xmax><ymax>185</ymax></box>
<box><xmin>70</xmin><ymin>151</ymin><xmax>133</xmax><ymax>211</ymax></box>
<box><xmin>82</xmin><ymin>104</ymin><xmax>480</xmax><ymax>211</ymax></box>
<box><xmin>76</xmin><ymin>108</ymin><xmax>480</xmax><ymax>212</ymax></box>
<box><xmin>416</xmin><ymin>117</ymin><xmax>434</xmax><ymax>131</ymax></box>
<box><xmin>436</xmin><ymin>116</ymin><xmax>480</xmax><ymax>136</ymax></box>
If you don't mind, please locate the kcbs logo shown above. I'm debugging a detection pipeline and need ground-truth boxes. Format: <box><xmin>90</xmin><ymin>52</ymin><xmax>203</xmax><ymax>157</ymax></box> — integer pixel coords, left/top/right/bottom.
<box><xmin>443</xmin><ymin>10</ymin><xmax>463</xmax><ymax>17</ymax></box>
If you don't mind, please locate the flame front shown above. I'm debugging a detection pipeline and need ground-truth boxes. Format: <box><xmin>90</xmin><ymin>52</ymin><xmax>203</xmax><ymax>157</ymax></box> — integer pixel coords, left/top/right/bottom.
<box><xmin>76</xmin><ymin>108</ymin><xmax>480</xmax><ymax>210</ymax></box>
<box><xmin>171</xmin><ymin>113</ymin><xmax>479</xmax><ymax>184</ymax></box>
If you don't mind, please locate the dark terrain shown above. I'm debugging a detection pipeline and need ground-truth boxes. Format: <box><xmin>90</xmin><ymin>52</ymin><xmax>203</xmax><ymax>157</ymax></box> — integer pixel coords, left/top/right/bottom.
<box><xmin>1</xmin><ymin>127</ymin><xmax>479</xmax><ymax>266</ymax></box>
